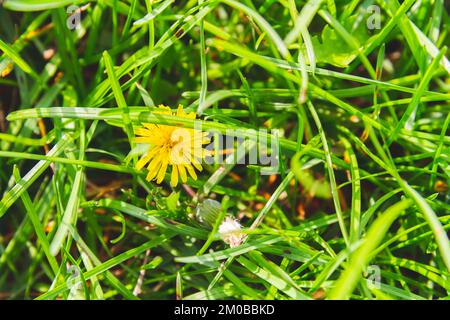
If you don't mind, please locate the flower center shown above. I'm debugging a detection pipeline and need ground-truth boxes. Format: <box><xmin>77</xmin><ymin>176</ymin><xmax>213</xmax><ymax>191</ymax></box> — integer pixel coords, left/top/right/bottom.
<box><xmin>166</xmin><ymin>135</ymin><xmax>182</xmax><ymax>149</ymax></box>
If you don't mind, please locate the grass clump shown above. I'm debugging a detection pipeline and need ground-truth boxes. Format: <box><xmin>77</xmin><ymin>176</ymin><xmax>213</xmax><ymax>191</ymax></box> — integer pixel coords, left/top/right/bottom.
<box><xmin>0</xmin><ymin>0</ymin><xmax>449</xmax><ymax>300</ymax></box>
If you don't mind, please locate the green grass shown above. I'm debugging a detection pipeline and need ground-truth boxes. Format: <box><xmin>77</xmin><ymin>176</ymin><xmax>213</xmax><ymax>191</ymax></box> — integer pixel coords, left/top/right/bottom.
<box><xmin>0</xmin><ymin>0</ymin><xmax>449</xmax><ymax>300</ymax></box>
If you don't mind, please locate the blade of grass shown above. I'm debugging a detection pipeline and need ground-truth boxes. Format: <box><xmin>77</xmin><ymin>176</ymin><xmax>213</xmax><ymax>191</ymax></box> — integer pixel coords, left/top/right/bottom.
<box><xmin>329</xmin><ymin>198</ymin><xmax>413</xmax><ymax>299</ymax></box>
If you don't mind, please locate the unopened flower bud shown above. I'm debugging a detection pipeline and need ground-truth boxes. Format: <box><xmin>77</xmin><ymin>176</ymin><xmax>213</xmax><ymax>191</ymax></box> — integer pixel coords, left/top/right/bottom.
<box><xmin>218</xmin><ymin>217</ymin><xmax>245</xmax><ymax>247</ymax></box>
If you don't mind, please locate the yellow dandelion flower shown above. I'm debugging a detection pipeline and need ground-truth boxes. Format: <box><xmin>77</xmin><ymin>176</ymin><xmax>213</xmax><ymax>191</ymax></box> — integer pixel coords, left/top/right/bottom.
<box><xmin>135</xmin><ymin>104</ymin><xmax>211</xmax><ymax>187</ymax></box>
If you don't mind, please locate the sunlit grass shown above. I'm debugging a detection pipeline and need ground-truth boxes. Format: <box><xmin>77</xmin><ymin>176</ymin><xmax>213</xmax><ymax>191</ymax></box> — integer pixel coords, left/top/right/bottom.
<box><xmin>0</xmin><ymin>0</ymin><xmax>449</xmax><ymax>300</ymax></box>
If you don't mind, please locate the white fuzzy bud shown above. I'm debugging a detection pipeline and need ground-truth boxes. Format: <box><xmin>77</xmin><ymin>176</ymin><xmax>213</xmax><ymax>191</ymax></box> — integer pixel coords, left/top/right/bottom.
<box><xmin>218</xmin><ymin>217</ymin><xmax>245</xmax><ymax>248</ymax></box>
